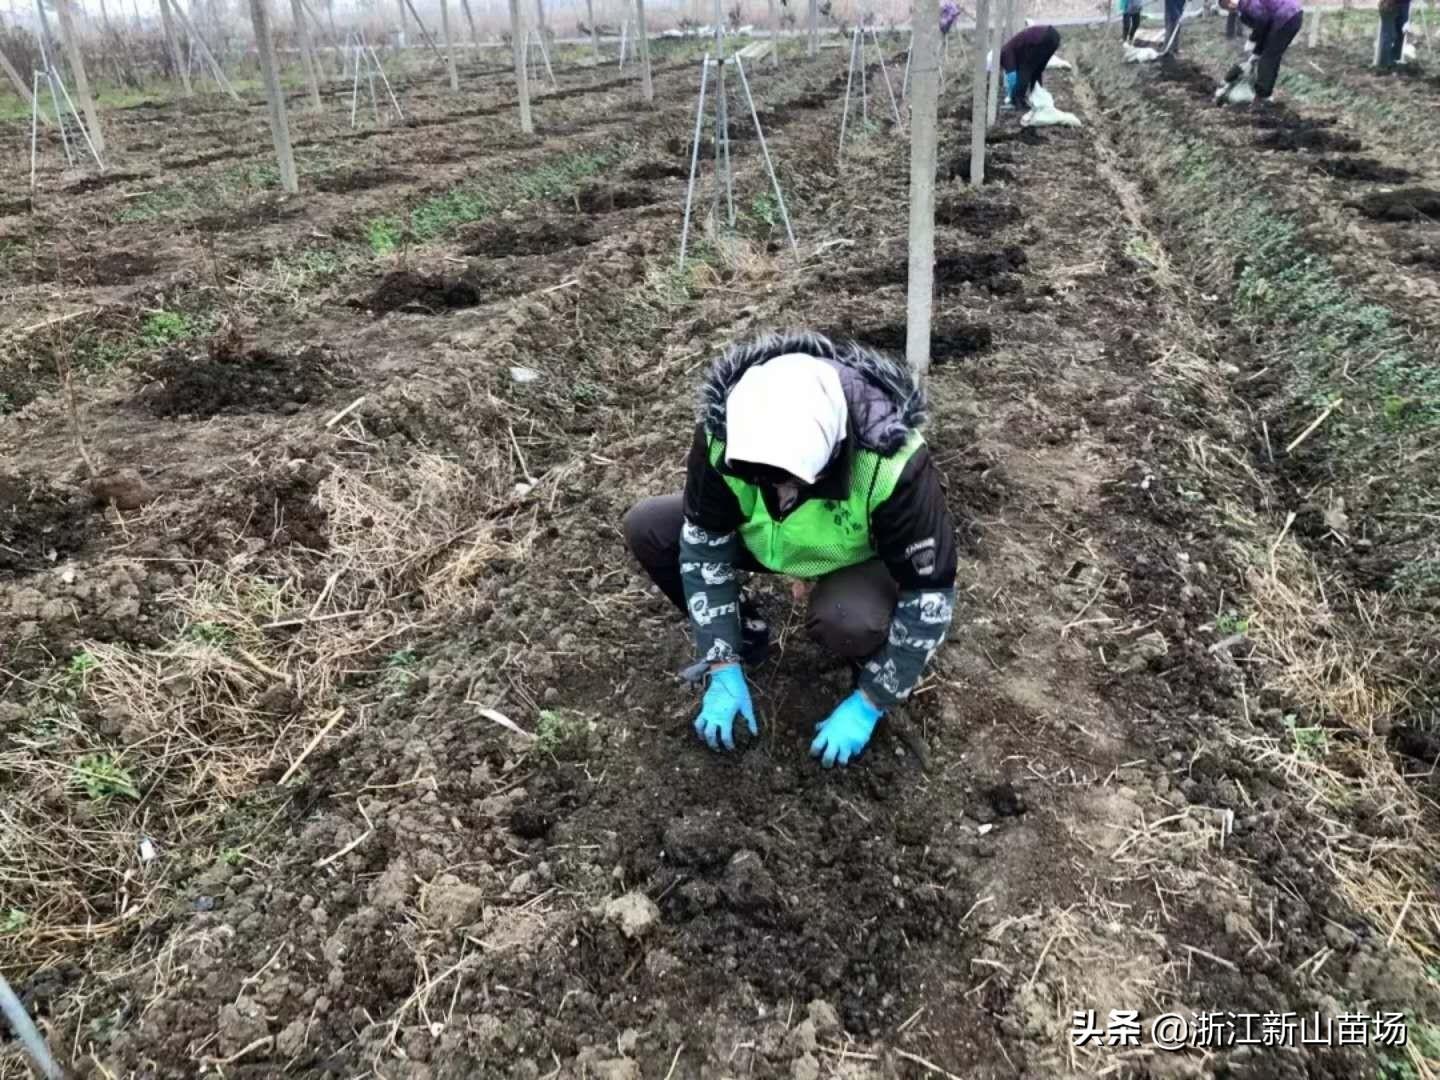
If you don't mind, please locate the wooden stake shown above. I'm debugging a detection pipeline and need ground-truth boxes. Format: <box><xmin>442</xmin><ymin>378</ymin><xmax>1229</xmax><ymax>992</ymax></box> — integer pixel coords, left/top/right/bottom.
<box><xmin>907</xmin><ymin>0</ymin><xmax>940</xmax><ymax>379</ymax></box>
<box><xmin>636</xmin><ymin>0</ymin><xmax>653</xmax><ymax>100</ymax></box>
<box><xmin>248</xmin><ymin>0</ymin><xmax>299</xmax><ymax>193</ymax></box>
<box><xmin>440</xmin><ymin>0</ymin><xmax>459</xmax><ymax>89</ymax></box>
<box><xmin>54</xmin><ymin>0</ymin><xmax>103</xmax><ymax>153</ymax></box>
<box><xmin>807</xmin><ymin>0</ymin><xmax>818</xmax><ymax>56</ymax></box>
<box><xmin>158</xmin><ymin>0</ymin><xmax>193</xmax><ymax>96</ymax></box>
<box><xmin>969</xmin><ymin>0</ymin><xmax>990</xmax><ymax>184</ymax></box>
<box><xmin>508</xmin><ymin>0</ymin><xmax>533</xmax><ymax>132</ymax></box>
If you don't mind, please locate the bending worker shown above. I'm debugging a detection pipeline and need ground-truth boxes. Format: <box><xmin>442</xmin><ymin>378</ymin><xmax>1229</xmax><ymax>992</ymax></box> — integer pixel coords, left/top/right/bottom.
<box><xmin>624</xmin><ymin>333</ymin><xmax>958</xmax><ymax>768</ymax></box>
<box><xmin>1219</xmin><ymin>0</ymin><xmax>1302</xmax><ymax>101</ymax></box>
<box><xmin>1000</xmin><ymin>24</ymin><xmax>1061</xmax><ymax>108</ymax></box>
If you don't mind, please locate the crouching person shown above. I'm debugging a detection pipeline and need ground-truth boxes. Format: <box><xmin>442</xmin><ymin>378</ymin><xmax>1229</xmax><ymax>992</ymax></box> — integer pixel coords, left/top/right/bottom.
<box><xmin>1220</xmin><ymin>0</ymin><xmax>1302</xmax><ymax>101</ymax></box>
<box><xmin>624</xmin><ymin>333</ymin><xmax>958</xmax><ymax>768</ymax></box>
<box><xmin>1000</xmin><ymin>25</ymin><xmax>1062</xmax><ymax>108</ymax></box>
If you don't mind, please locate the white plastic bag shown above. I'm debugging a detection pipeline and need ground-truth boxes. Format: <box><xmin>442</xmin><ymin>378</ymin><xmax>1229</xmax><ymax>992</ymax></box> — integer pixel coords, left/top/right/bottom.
<box><xmin>1124</xmin><ymin>44</ymin><xmax>1162</xmax><ymax>63</ymax></box>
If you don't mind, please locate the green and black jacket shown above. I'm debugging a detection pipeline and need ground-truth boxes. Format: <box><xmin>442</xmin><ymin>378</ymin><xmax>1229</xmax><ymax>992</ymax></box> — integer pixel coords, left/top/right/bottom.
<box><xmin>680</xmin><ymin>332</ymin><xmax>959</xmax><ymax>708</ymax></box>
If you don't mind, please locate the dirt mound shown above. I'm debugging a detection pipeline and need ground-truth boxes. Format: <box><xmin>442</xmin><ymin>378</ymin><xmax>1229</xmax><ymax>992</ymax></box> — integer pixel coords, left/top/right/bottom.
<box><xmin>0</xmin><ymin>197</ymin><xmax>31</xmax><ymax>217</ymax></box>
<box><xmin>463</xmin><ymin>218</ymin><xmax>597</xmax><ymax>257</ymax></box>
<box><xmin>945</xmin><ymin>153</ymin><xmax>1018</xmax><ymax>184</ymax></box>
<box><xmin>936</xmin><ymin>197</ymin><xmax>1022</xmax><ymax>232</ymax></box>
<box><xmin>1309</xmin><ymin>156</ymin><xmax>1413</xmax><ymax>183</ymax></box>
<box><xmin>0</xmin><ymin>473</ymin><xmax>94</xmax><ymax>573</ymax></box>
<box><xmin>27</xmin><ymin>250</ymin><xmax>161</xmax><ymax>287</ymax></box>
<box><xmin>314</xmin><ymin>167</ymin><xmax>404</xmax><ymax>194</ymax></box>
<box><xmin>348</xmin><ymin>270</ymin><xmax>482</xmax><ymax>315</ymax></box>
<box><xmin>193</xmin><ymin>198</ymin><xmax>303</xmax><ymax>233</ymax></box>
<box><xmin>574</xmin><ymin>184</ymin><xmax>659</xmax><ymax>214</ymax></box>
<box><xmin>63</xmin><ymin>171</ymin><xmax>147</xmax><ymax>194</ymax></box>
<box><xmin>1251</xmin><ymin>112</ymin><xmax>1334</xmax><ymax>130</ymax></box>
<box><xmin>163</xmin><ymin>147</ymin><xmax>249</xmax><ymax>169</ymax></box>
<box><xmin>1255</xmin><ymin>125</ymin><xmax>1362</xmax><ymax>153</ymax></box>
<box><xmin>137</xmin><ymin>334</ymin><xmax>353</xmax><ymax>418</ymax></box>
<box><xmin>1348</xmin><ymin>187</ymin><xmax>1440</xmax><ymax>223</ymax></box>
<box><xmin>1153</xmin><ymin>56</ymin><xmax>1217</xmax><ymax>96</ymax></box>
<box><xmin>628</xmin><ymin>160</ymin><xmax>688</xmax><ymax>181</ymax></box>
<box><xmin>850</xmin><ymin>248</ymin><xmax>1026</xmax><ymax>293</ymax></box>
<box><xmin>834</xmin><ymin>322</ymin><xmax>994</xmax><ymax>360</ymax></box>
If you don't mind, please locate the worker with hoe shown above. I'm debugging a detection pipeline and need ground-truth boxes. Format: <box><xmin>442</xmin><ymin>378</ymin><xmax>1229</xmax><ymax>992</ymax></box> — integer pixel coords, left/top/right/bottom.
<box><xmin>1218</xmin><ymin>0</ymin><xmax>1302</xmax><ymax>103</ymax></box>
<box><xmin>999</xmin><ymin>24</ymin><xmax>1062</xmax><ymax>109</ymax></box>
<box><xmin>624</xmin><ymin>333</ymin><xmax>957</xmax><ymax>768</ymax></box>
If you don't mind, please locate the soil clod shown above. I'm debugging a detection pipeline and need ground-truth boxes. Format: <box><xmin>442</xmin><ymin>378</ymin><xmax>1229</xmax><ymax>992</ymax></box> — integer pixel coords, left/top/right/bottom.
<box><xmin>1348</xmin><ymin>187</ymin><xmax>1440</xmax><ymax>222</ymax></box>
<box><xmin>138</xmin><ymin>332</ymin><xmax>353</xmax><ymax>417</ymax></box>
<box><xmin>1309</xmin><ymin>156</ymin><xmax>1413</xmax><ymax>183</ymax></box>
<box><xmin>349</xmin><ymin>269</ymin><xmax>482</xmax><ymax>315</ymax></box>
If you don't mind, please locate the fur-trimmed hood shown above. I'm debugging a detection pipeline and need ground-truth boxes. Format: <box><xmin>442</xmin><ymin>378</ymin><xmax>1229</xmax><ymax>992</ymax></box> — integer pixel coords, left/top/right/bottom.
<box><xmin>698</xmin><ymin>331</ymin><xmax>927</xmax><ymax>456</ymax></box>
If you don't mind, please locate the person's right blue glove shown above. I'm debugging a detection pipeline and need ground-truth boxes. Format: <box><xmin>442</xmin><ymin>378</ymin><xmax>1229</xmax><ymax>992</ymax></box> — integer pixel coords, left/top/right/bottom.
<box><xmin>694</xmin><ymin>664</ymin><xmax>757</xmax><ymax>751</ymax></box>
<box><xmin>1004</xmin><ymin>70</ymin><xmax>1020</xmax><ymax>104</ymax></box>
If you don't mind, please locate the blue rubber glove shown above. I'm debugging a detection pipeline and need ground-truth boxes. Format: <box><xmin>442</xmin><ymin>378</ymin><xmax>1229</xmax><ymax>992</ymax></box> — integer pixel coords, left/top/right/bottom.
<box><xmin>1005</xmin><ymin>70</ymin><xmax>1020</xmax><ymax>104</ymax></box>
<box><xmin>809</xmin><ymin>690</ymin><xmax>884</xmax><ymax>768</ymax></box>
<box><xmin>694</xmin><ymin>664</ymin><xmax>757</xmax><ymax>751</ymax></box>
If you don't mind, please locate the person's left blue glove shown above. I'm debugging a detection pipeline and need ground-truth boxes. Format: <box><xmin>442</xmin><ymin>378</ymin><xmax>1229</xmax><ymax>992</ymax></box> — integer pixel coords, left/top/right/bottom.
<box><xmin>1004</xmin><ymin>70</ymin><xmax>1020</xmax><ymax>103</ymax></box>
<box><xmin>809</xmin><ymin>690</ymin><xmax>884</xmax><ymax>768</ymax></box>
<box><xmin>694</xmin><ymin>664</ymin><xmax>758</xmax><ymax>751</ymax></box>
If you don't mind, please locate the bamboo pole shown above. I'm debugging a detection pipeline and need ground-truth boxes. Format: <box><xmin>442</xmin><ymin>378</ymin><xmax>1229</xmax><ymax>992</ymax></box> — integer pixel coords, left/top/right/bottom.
<box><xmin>985</xmin><ymin>0</ymin><xmax>1000</xmax><ymax>125</ymax></box>
<box><xmin>969</xmin><ymin>0</ymin><xmax>990</xmax><ymax>184</ymax></box>
<box><xmin>460</xmin><ymin>0</ymin><xmax>479</xmax><ymax>47</ymax></box>
<box><xmin>907</xmin><ymin>0</ymin><xmax>940</xmax><ymax>379</ymax></box>
<box><xmin>636</xmin><ymin>0</ymin><xmax>653</xmax><ymax>100</ymax></box>
<box><xmin>248</xmin><ymin>0</ymin><xmax>298</xmax><ymax>193</ymax></box>
<box><xmin>291</xmin><ymin>0</ymin><xmax>323</xmax><ymax>109</ymax></box>
<box><xmin>768</xmin><ymin>0</ymin><xmax>778</xmax><ymax>66</ymax></box>
<box><xmin>586</xmin><ymin>0</ymin><xmax>599</xmax><ymax>60</ymax></box>
<box><xmin>401</xmin><ymin>0</ymin><xmax>447</xmax><ymax>66</ymax></box>
<box><xmin>168</xmin><ymin>0</ymin><xmax>241</xmax><ymax>100</ymax></box>
<box><xmin>807</xmin><ymin>0</ymin><xmax>818</xmax><ymax>55</ymax></box>
<box><xmin>440</xmin><ymin>0</ymin><xmax>459</xmax><ymax>88</ymax></box>
<box><xmin>0</xmin><ymin>42</ymin><xmax>34</xmax><ymax>105</ymax></box>
<box><xmin>508</xmin><ymin>0</ymin><xmax>532</xmax><ymax>131</ymax></box>
<box><xmin>158</xmin><ymin>0</ymin><xmax>193</xmax><ymax>95</ymax></box>
<box><xmin>54</xmin><ymin>0</ymin><xmax>103</xmax><ymax>154</ymax></box>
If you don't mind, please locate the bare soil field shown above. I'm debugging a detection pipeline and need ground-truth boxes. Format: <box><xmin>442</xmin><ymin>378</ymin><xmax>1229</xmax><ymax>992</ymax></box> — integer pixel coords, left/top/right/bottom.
<box><xmin>2</xmin><ymin>24</ymin><xmax>1439</xmax><ymax>1080</ymax></box>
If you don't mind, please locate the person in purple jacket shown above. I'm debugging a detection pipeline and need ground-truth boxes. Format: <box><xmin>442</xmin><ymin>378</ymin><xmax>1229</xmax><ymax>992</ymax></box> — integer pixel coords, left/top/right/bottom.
<box><xmin>999</xmin><ymin>24</ymin><xmax>1061</xmax><ymax>108</ymax></box>
<box><xmin>1219</xmin><ymin>0</ymin><xmax>1302</xmax><ymax>100</ymax></box>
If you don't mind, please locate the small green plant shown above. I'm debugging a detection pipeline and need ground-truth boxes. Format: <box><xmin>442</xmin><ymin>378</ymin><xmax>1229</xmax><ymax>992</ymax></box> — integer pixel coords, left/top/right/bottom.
<box><xmin>535</xmin><ymin>709</ymin><xmax>589</xmax><ymax>759</ymax></box>
<box><xmin>381</xmin><ymin>650</ymin><xmax>419</xmax><ymax>693</ymax></box>
<box><xmin>186</xmin><ymin>621</ymin><xmax>233</xmax><ymax>646</ymax></box>
<box><xmin>73</xmin><ymin>753</ymin><xmax>141</xmax><ymax>801</ymax></box>
<box><xmin>1215</xmin><ymin>610</ymin><xmax>1250</xmax><ymax>636</ymax></box>
<box><xmin>366</xmin><ymin>217</ymin><xmax>402</xmax><ymax>255</ymax></box>
<box><xmin>0</xmin><ymin>391</ymin><xmax>12</xmax><ymax>415</ymax></box>
<box><xmin>220</xmin><ymin>847</ymin><xmax>245</xmax><ymax>866</ymax></box>
<box><xmin>60</xmin><ymin>651</ymin><xmax>100</xmax><ymax>696</ymax></box>
<box><xmin>749</xmin><ymin>193</ymin><xmax>779</xmax><ymax>229</ymax></box>
<box><xmin>0</xmin><ymin>909</ymin><xmax>28</xmax><ymax>935</ymax></box>
<box><xmin>1282</xmin><ymin>714</ymin><xmax>1328</xmax><ymax>759</ymax></box>
<box><xmin>139</xmin><ymin>310</ymin><xmax>193</xmax><ymax>347</ymax></box>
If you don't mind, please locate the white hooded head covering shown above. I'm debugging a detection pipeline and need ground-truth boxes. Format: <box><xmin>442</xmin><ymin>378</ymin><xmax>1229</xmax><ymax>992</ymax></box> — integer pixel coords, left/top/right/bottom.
<box><xmin>723</xmin><ymin>353</ymin><xmax>848</xmax><ymax>485</ymax></box>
